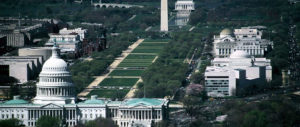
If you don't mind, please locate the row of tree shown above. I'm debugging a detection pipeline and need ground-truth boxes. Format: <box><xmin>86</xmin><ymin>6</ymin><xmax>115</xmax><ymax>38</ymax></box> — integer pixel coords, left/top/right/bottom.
<box><xmin>70</xmin><ymin>33</ymin><xmax>137</xmax><ymax>94</ymax></box>
<box><xmin>135</xmin><ymin>32</ymin><xmax>205</xmax><ymax>98</ymax></box>
<box><xmin>0</xmin><ymin>116</ymin><xmax>117</xmax><ymax>127</ymax></box>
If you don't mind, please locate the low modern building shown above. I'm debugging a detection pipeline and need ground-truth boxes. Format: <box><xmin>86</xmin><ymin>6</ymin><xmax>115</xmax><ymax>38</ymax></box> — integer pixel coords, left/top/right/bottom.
<box><xmin>0</xmin><ymin>35</ymin><xmax>7</xmax><ymax>55</ymax></box>
<box><xmin>213</xmin><ymin>28</ymin><xmax>273</xmax><ymax>57</ymax></box>
<box><xmin>0</xmin><ymin>21</ymin><xmax>45</xmax><ymax>47</ymax></box>
<box><xmin>46</xmin><ymin>33</ymin><xmax>81</xmax><ymax>56</ymax></box>
<box><xmin>0</xmin><ymin>45</ymin><xmax>169</xmax><ymax>127</ymax></box>
<box><xmin>0</xmin><ymin>56</ymin><xmax>44</xmax><ymax>83</ymax></box>
<box><xmin>204</xmin><ymin>50</ymin><xmax>272</xmax><ymax>97</ymax></box>
<box><xmin>59</xmin><ymin>28</ymin><xmax>87</xmax><ymax>41</ymax></box>
<box><xmin>19</xmin><ymin>47</ymin><xmax>53</xmax><ymax>61</ymax></box>
<box><xmin>0</xmin><ymin>30</ymin><xmax>27</xmax><ymax>47</ymax></box>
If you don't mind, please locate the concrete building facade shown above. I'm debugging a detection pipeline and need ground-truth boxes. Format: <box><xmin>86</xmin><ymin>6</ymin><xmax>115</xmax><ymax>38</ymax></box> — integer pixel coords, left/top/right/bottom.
<box><xmin>19</xmin><ymin>47</ymin><xmax>53</xmax><ymax>61</ymax></box>
<box><xmin>59</xmin><ymin>28</ymin><xmax>87</xmax><ymax>41</ymax></box>
<box><xmin>205</xmin><ymin>50</ymin><xmax>272</xmax><ymax>97</ymax></box>
<box><xmin>0</xmin><ymin>56</ymin><xmax>44</xmax><ymax>83</ymax></box>
<box><xmin>46</xmin><ymin>33</ymin><xmax>81</xmax><ymax>55</ymax></box>
<box><xmin>213</xmin><ymin>28</ymin><xmax>273</xmax><ymax>57</ymax></box>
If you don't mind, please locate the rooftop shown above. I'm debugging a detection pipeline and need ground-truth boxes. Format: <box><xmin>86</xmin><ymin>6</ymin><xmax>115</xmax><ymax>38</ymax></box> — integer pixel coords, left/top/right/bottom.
<box><xmin>123</xmin><ymin>98</ymin><xmax>165</xmax><ymax>106</ymax></box>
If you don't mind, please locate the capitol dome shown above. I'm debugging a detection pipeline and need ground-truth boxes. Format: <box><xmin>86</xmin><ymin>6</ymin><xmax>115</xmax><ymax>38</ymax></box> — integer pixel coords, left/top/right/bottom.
<box><xmin>220</xmin><ymin>28</ymin><xmax>233</xmax><ymax>37</ymax></box>
<box><xmin>33</xmin><ymin>43</ymin><xmax>75</xmax><ymax>105</ymax></box>
<box><xmin>230</xmin><ymin>50</ymin><xmax>250</xmax><ymax>58</ymax></box>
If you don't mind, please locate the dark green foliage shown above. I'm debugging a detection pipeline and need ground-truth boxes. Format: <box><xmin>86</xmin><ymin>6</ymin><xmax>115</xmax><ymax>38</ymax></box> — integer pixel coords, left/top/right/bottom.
<box><xmin>69</xmin><ymin>33</ymin><xmax>136</xmax><ymax>94</ymax></box>
<box><xmin>0</xmin><ymin>119</ymin><xmax>22</xmax><ymax>127</ymax></box>
<box><xmin>20</xmin><ymin>81</ymin><xmax>36</xmax><ymax>99</ymax></box>
<box><xmin>88</xmin><ymin>89</ymin><xmax>129</xmax><ymax>99</ymax></box>
<box><xmin>223</xmin><ymin>97</ymin><xmax>300</xmax><ymax>127</ymax></box>
<box><xmin>135</xmin><ymin>33</ymin><xmax>205</xmax><ymax>98</ymax></box>
<box><xmin>125</xmin><ymin>54</ymin><xmax>156</xmax><ymax>59</ymax></box>
<box><xmin>99</xmin><ymin>78</ymin><xmax>139</xmax><ymax>86</ymax></box>
<box><xmin>36</xmin><ymin>116</ymin><xmax>61</xmax><ymax>127</ymax></box>
<box><xmin>109</xmin><ymin>70</ymin><xmax>144</xmax><ymax>76</ymax></box>
<box><xmin>77</xmin><ymin>117</ymin><xmax>117</xmax><ymax>127</ymax></box>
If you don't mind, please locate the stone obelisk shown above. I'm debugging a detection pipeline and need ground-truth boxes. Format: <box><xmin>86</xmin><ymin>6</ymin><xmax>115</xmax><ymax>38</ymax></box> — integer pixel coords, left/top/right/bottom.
<box><xmin>160</xmin><ymin>0</ymin><xmax>168</xmax><ymax>32</ymax></box>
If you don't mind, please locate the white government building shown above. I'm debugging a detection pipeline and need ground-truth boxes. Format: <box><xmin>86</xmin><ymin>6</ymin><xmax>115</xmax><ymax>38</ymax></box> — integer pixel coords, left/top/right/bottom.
<box><xmin>175</xmin><ymin>0</ymin><xmax>195</xmax><ymax>26</ymax></box>
<box><xmin>205</xmin><ymin>50</ymin><xmax>272</xmax><ymax>97</ymax></box>
<box><xmin>45</xmin><ymin>28</ymin><xmax>87</xmax><ymax>55</ymax></box>
<box><xmin>213</xmin><ymin>28</ymin><xmax>273</xmax><ymax>57</ymax></box>
<box><xmin>0</xmin><ymin>45</ymin><xmax>169</xmax><ymax>127</ymax></box>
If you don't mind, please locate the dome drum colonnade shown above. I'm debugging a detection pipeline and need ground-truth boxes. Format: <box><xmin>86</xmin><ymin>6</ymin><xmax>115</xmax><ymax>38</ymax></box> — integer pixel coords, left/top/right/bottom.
<box><xmin>33</xmin><ymin>43</ymin><xmax>76</xmax><ymax>104</ymax></box>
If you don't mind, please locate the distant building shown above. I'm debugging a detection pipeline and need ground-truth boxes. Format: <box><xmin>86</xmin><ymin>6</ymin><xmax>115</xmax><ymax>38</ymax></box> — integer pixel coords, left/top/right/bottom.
<box><xmin>175</xmin><ymin>0</ymin><xmax>195</xmax><ymax>11</ymax></box>
<box><xmin>59</xmin><ymin>28</ymin><xmax>87</xmax><ymax>41</ymax></box>
<box><xmin>213</xmin><ymin>28</ymin><xmax>273</xmax><ymax>57</ymax></box>
<box><xmin>82</xmin><ymin>34</ymin><xmax>107</xmax><ymax>56</ymax></box>
<box><xmin>0</xmin><ymin>45</ymin><xmax>169</xmax><ymax>127</ymax></box>
<box><xmin>0</xmin><ymin>22</ymin><xmax>45</xmax><ymax>47</ymax></box>
<box><xmin>46</xmin><ymin>33</ymin><xmax>81</xmax><ymax>56</ymax></box>
<box><xmin>0</xmin><ymin>56</ymin><xmax>44</xmax><ymax>83</ymax></box>
<box><xmin>204</xmin><ymin>50</ymin><xmax>272</xmax><ymax>97</ymax></box>
<box><xmin>19</xmin><ymin>47</ymin><xmax>53</xmax><ymax>61</ymax></box>
<box><xmin>0</xmin><ymin>35</ymin><xmax>7</xmax><ymax>55</ymax></box>
<box><xmin>175</xmin><ymin>0</ymin><xmax>195</xmax><ymax>26</ymax></box>
<box><xmin>0</xmin><ymin>30</ymin><xmax>27</xmax><ymax>47</ymax></box>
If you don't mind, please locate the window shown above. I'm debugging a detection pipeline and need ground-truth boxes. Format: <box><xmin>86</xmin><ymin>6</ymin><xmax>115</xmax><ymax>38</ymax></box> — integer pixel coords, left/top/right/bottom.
<box><xmin>90</xmin><ymin>114</ymin><xmax>92</xmax><ymax>118</ymax></box>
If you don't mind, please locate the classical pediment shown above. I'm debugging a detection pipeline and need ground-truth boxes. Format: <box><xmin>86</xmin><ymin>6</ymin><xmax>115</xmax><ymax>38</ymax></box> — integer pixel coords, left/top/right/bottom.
<box><xmin>128</xmin><ymin>103</ymin><xmax>152</xmax><ymax>108</ymax></box>
<box><xmin>41</xmin><ymin>103</ymin><xmax>63</xmax><ymax>109</ymax></box>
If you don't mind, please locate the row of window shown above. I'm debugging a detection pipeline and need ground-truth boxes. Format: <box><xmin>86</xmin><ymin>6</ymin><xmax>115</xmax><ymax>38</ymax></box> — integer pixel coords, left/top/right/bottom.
<box><xmin>83</xmin><ymin>114</ymin><xmax>102</xmax><ymax>119</ymax></box>
<box><xmin>44</xmin><ymin>67</ymin><xmax>68</xmax><ymax>71</ymax></box>
<box><xmin>40</xmin><ymin>77</ymin><xmax>72</xmax><ymax>83</ymax></box>
<box><xmin>1</xmin><ymin>114</ymin><xmax>24</xmax><ymax>119</ymax></box>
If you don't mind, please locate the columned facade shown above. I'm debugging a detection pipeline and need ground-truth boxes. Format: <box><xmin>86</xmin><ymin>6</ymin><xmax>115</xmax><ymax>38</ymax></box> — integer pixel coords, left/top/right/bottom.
<box><xmin>213</xmin><ymin>28</ymin><xmax>273</xmax><ymax>57</ymax></box>
<box><xmin>33</xmin><ymin>44</ymin><xmax>75</xmax><ymax>105</ymax></box>
<box><xmin>0</xmin><ymin>45</ymin><xmax>169</xmax><ymax>127</ymax></box>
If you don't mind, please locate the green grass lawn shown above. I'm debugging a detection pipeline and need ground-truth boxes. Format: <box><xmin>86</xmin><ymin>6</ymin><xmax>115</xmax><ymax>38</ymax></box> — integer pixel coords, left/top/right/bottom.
<box><xmin>125</xmin><ymin>54</ymin><xmax>156</xmax><ymax>59</ymax></box>
<box><xmin>118</xmin><ymin>62</ymin><xmax>152</xmax><ymax>67</ymax></box>
<box><xmin>109</xmin><ymin>70</ymin><xmax>144</xmax><ymax>76</ymax></box>
<box><xmin>139</xmin><ymin>43</ymin><xmax>168</xmax><ymax>47</ymax></box>
<box><xmin>131</xmin><ymin>49</ymin><xmax>163</xmax><ymax>53</ymax></box>
<box><xmin>122</xmin><ymin>59</ymin><xmax>154</xmax><ymax>63</ymax></box>
<box><xmin>98</xmin><ymin>78</ymin><xmax>139</xmax><ymax>86</ymax></box>
<box><xmin>144</xmin><ymin>39</ymin><xmax>170</xmax><ymax>42</ymax></box>
<box><xmin>135</xmin><ymin>46</ymin><xmax>164</xmax><ymax>49</ymax></box>
<box><xmin>88</xmin><ymin>89</ymin><xmax>129</xmax><ymax>98</ymax></box>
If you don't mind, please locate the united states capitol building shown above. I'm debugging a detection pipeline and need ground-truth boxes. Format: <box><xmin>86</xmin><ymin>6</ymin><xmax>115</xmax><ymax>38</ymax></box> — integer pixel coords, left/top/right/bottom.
<box><xmin>213</xmin><ymin>27</ymin><xmax>273</xmax><ymax>57</ymax></box>
<box><xmin>0</xmin><ymin>44</ymin><xmax>169</xmax><ymax>127</ymax></box>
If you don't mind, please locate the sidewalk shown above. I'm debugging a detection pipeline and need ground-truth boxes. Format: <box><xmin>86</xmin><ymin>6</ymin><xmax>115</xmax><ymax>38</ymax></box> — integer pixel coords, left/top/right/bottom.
<box><xmin>77</xmin><ymin>39</ymin><xmax>144</xmax><ymax>97</ymax></box>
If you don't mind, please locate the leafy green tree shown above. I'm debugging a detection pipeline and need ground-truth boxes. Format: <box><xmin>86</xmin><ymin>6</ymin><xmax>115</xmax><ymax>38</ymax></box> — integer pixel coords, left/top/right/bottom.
<box><xmin>83</xmin><ymin>117</ymin><xmax>117</xmax><ymax>127</ymax></box>
<box><xmin>242</xmin><ymin>110</ymin><xmax>267</xmax><ymax>127</ymax></box>
<box><xmin>36</xmin><ymin>116</ymin><xmax>61</xmax><ymax>127</ymax></box>
<box><xmin>0</xmin><ymin>118</ymin><xmax>22</xmax><ymax>127</ymax></box>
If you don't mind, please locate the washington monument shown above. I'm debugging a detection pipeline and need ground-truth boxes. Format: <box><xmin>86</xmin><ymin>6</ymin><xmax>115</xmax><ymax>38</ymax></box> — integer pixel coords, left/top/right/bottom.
<box><xmin>160</xmin><ymin>0</ymin><xmax>168</xmax><ymax>31</ymax></box>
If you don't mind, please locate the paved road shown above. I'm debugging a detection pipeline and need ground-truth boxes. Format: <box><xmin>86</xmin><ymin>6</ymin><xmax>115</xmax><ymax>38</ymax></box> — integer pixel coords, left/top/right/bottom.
<box><xmin>77</xmin><ymin>39</ymin><xmax>145</xmax><ymax>97</ymax></box>
<box><xmin>124</xmin><ymin>78</ymin><xmax>143</xmax><ymax>99</ymax></box>
<box><xmin>106</xmin><ymin>76</ymin><xmax>141</xmax><ymax>78</ymax></box>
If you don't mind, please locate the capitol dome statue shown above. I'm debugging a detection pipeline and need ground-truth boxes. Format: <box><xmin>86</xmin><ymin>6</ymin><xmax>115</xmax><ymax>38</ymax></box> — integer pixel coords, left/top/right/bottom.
<box><xmin>33</xmin><ymin>43</ymin><xmax>76</xmax><ymax>105</ymax></box>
